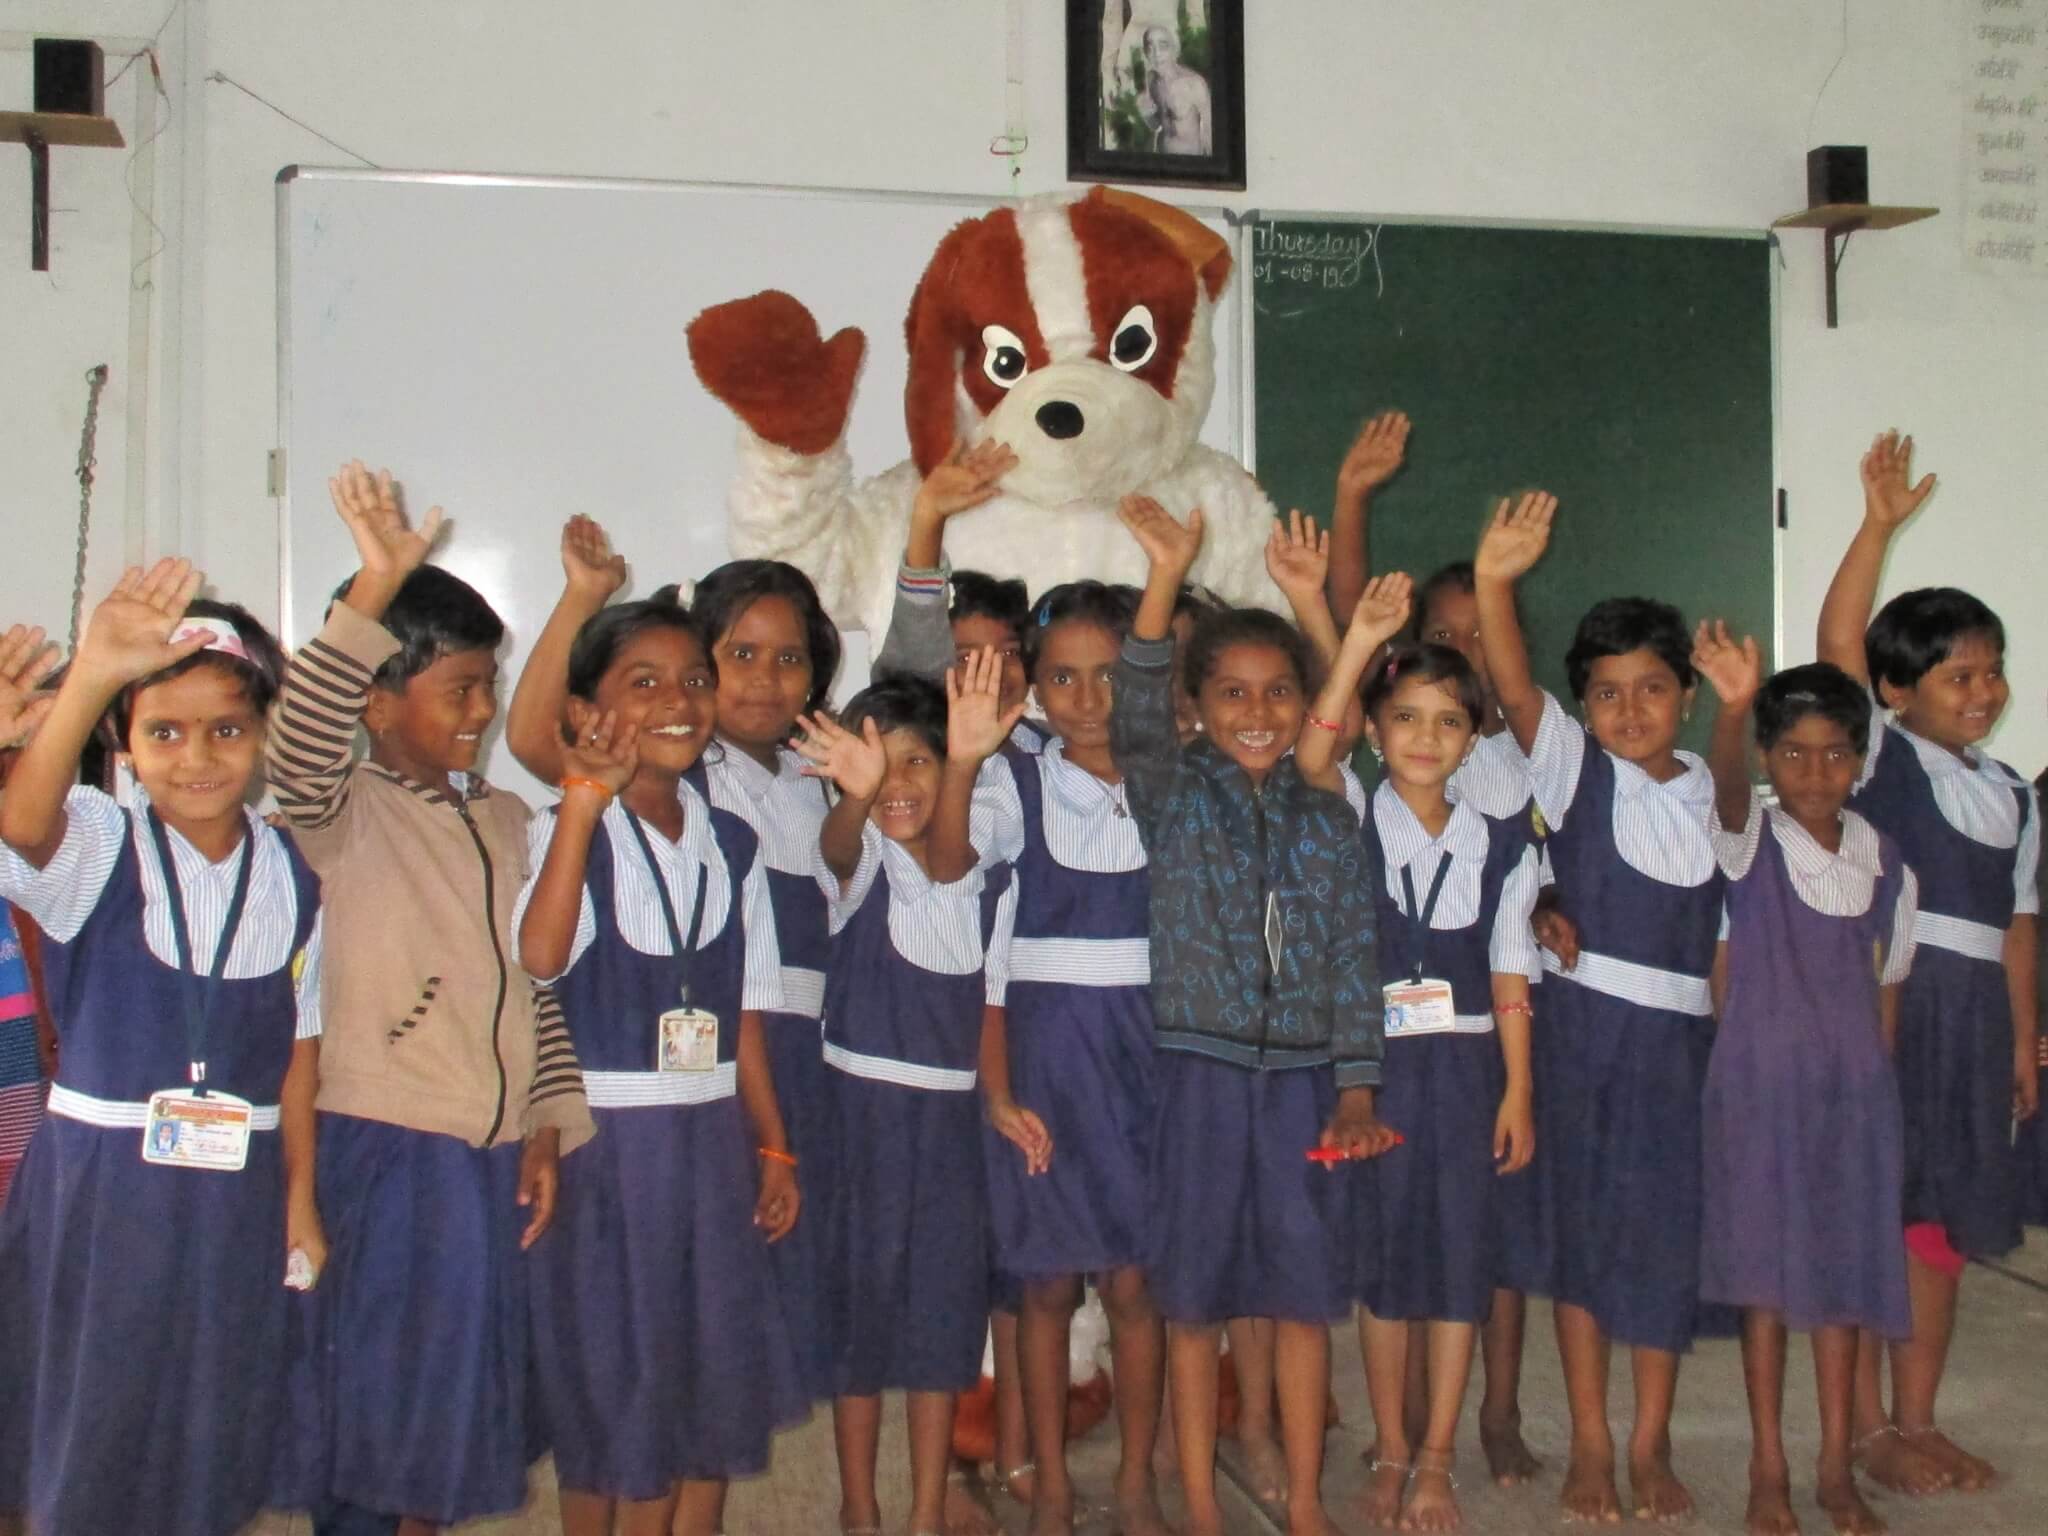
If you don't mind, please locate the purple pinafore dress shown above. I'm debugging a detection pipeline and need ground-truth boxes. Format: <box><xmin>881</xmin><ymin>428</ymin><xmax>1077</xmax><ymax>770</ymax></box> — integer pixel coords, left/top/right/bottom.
<box><xmin>1701</xmin><ymin>810</ymin><xmax>1911</xmax><ymax>1336</ymax></box>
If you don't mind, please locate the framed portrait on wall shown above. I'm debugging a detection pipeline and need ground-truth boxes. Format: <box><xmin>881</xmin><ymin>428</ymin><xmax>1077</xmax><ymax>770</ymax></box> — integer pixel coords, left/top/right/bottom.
<box><xmin>1066</xmin><ymin>1</ymin><xmax>1246</xmax><ymax>191</ymax></box>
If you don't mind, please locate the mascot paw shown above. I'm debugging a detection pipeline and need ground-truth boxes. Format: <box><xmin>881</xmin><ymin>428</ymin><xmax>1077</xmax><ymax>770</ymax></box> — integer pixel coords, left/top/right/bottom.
<box><xmin>686</xmin><ymin>290</ymin><xmax>866</xmax><ymax>456</ymax></box>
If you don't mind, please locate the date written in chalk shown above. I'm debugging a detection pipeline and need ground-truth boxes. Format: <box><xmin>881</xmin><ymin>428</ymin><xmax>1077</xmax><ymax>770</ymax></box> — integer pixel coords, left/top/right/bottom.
<box><xmin>1253</xmin><ymin>223</ymin><xmax>1386</xmax><ymax>297</ymax></box>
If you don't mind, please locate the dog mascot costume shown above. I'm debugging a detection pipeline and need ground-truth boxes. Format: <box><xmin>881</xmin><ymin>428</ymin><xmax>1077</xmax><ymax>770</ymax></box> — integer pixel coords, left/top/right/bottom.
<box><xmin>687</xmin><ymin>186</ymin><xmax>1284</xmax><ymax>641</ymax></box>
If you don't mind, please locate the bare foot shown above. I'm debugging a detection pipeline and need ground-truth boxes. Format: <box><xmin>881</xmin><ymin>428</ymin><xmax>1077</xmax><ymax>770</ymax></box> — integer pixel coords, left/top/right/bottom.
<box><xmin>1112</xmin><ymin>1475</ymin><xmax>1176</xmax><ymax>1536</ymax></box>
<box><xmin>1900</xmin><ymin>1427</ymin><xmax>1995</xmax><ymax>1490</ymax></box>
<box><xmin>1355</xmin><ymin>1457</ymin><xmax>1410</xmax><ymax>1529</ymax></box>
<box><xmin>992</xmin><ymin>1462</ymin><xmax>1038</xmax><ymax>1508</ymax></box>
<box><xmin>1561</xmin><ymin>1448</ymin><xmax>1623</xmax><ymax>1525</ymax></box>
<box><xmin>1479</xmin><ymin>1412</ymin><xmax>1542</xmax><ymax>1486</ymax></box>
<box><xmin>1815</xmin><ymin>1465</ymin><xmax>1886</xmax><ymax>1535</ymax></box>
<box><xmin>1851</xmin><ymin>1426</ymin><xmax>1948</xmax><ymax>1496</ymax></box>
<box><xmin>1743</xmin><ymin>1463</ymin><xmax>1799</xmax><ymax>1536</ymax></box>
<box><xmin>943</xmin><ymin>1472</ymin><xmax>1000</xmax><ymax>1536</ymax></box>
<box><xmin>1240</xmin><ymin>1431</ymin><xmax>1290</xmax><ymax>1516</ymax></box>
<box><xmin>1181</xmin><ymin>1492</ymin><xmax>1226</xmax><ymax>1536</ymax></box>
<box><xmin>1399</xmin><ymin>1454</ymin><xmax>1462</xmax><ymax>1532</ymax></box>
<box><xmin>1025</xmin><ymin>1491</ymin><xmax>1077</xmax><ymax>1536</ymax></box>
<box><xmin>1286</xmin><ymin>1499</ymin><xmax>1356</xmax><ymax>1536</ymax></box>
<box><xmin>1628</xmin><ymin>1448</ymin><xmax>1694</xmax><ymax>1524</ymax></box>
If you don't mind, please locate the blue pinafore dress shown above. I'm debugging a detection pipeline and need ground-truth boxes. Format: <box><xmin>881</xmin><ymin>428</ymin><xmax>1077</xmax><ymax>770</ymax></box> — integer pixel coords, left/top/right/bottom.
<box><xmin>1353</xmin><ymin>800</ymin><xmax>1532</xmax><ymax>1324</ymax></box>
<box><xmin>0</xmin><ymin>816</ymin><xmax>318</xmax><ymax>1536</ymax></box>
<box><xmin>984</xmin><ymin>744</ymin><xmax>1156</xmax><ymax>1282</ymax></box>
<box><xmin>818</xmin><ymin>843</ymin><xmax>1008</xmax><ymax>1397</ymax></box>
<box><xmin>1853</xmin><ymin>726</ymin><xmax>2032</xmax><ymax>1258</ymax></box>
<box><xmin>1533</xmin><ymin>743</ymin><xmax>1725</xmax><ymax>1353</ymax></box>
<box><xmin>529</xmin><ymin>803</ymin><xmax>805</xmax><ymax>1497</ymax></box>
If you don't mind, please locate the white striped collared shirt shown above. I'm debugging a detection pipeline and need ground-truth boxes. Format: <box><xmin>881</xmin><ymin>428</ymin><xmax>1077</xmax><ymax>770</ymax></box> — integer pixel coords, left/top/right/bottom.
<box><xmin>973</xmin><ymin>740</ymin><xmax>1147</xmax><ymax>873</ymax></box>
<box><xmin>1714</xmin><ymin>801</ymin><xmax>1917</xmax><ymax>985</ymax></box>
<box><xmin>0</xmin><ymin>784</ymin><xmax>323</xmax><ymax>1037</ymax></box>
<box><xmin>818</xmin><ymin>824</ymin><xmax>1016</xmax><ymax>978</ymax></box>
<box><xmin>1527</xmin><ymin>691</ymin><xmax>1718</xmax><ymax>888</ymax></box>
<box><xmin>1859</xmin><ymin>703</ymin><xmax>2040</xmax><ymax>916</ymax></box>
<box><xmin>1450</xmin><ymin>729</ymin><xmax>1537</xmax><ymax>819</ymax></box>
<box><xmin>702</xmin><ymin>743</ymin><xmax>832</xmax><ymax>878</ymax></box>
<box><xmin>513</xmin><ymin>776</ymin><xmax>782</xmax><ymax>1010</ymax></box>
<box><xmin>1372</xmin><ymin>784</ymin><xmax>1541</xmax><ymax>978</ymax></box>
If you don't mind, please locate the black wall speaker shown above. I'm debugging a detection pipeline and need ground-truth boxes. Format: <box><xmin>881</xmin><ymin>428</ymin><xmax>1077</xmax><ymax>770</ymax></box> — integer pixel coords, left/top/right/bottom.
<box><xmin>34</xmin><ymin>38</ymin><xmax>106</xmax><ymax>117</ymax></box>
<box><xmin>1806</xmin><ymin>145</ymin><xmax>1870</xmax><ymax>209</ymax></box>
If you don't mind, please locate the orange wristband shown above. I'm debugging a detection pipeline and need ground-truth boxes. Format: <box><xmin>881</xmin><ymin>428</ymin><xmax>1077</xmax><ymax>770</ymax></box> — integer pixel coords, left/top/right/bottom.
<box><xmin>1305</xmin><ymin>715</ymin><xmax>1344</xmax><ymax>733</ymax></box>
<box><xmin>758</xmin><ymin>1146</ymin><xmax>798</xmax><ymax>1167</ymax></box>
<box><xmin>1495</xmin><ymin>1001</ymin><xmax>1532</xmax><ymax>1017</ymax></box>
<box><xmin>559</xmin><ymin>776</ymin><xmax>614</xmax><ymax>801</ymax></box>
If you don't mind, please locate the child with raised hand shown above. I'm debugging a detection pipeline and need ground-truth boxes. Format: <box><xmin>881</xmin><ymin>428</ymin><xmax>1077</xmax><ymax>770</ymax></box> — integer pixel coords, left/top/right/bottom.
<box><xmin>793</xmin><ymin>652</ymin><xmax>1021</xmax><ymax>1536</ymax></box>
<box><xmin>1300</xmin><ymin>579</ymin><xmax>1540</xmax><ymax>1533</ymax></box>
<box><xmin>1473</xmin><ymin>492</ymin><xmax>1724</xmax><ymax>1525</ymax></box>
<box><xmin>970</xmin><ymin>579</ymin><xmax>1176</xmax><ymax>1536</ymax></box>
<box><xmin>513</xmin><ymin>594</ymin><xmax>804</xmax><ymax>1536</ymax></box>
<box><xmin>1691</xmin><ymin>629</ymin><xmax>1917</xmax><ymax>1536</ymax></box>
<box><xmin>506</xmin><ymin>524</ymin><xmax>848</xmax><ymax>1407</ymax></box>
<box><xmin>270</xmin><ymin>464</ymin><xmax>591</xmax><ymax>1536</ymax></box>
<box><xmin>0</xmin><ymin>563</ymin><xmax>324</xmax><ymax>1536</ymax></box>
<box><xmin>1113</xmin><ymin>494</ymin><xmax>1392</xmax><ymax>1536</ymax></box>
<box><xmin>0</xmin><ymin>624</ymin><xmax>61</xmax><ymax>1213</ymax></box>
<box><xmin>1815</xmin><ymin>430</ymin><xmax>2038</xmax><ymax>1496</ymax></box>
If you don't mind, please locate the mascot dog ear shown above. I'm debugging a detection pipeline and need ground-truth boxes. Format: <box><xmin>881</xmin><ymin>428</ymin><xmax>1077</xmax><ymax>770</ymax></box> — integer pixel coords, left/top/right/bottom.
<box><xmin>1092</xmin><ymin>187</ymin><xmax>1233</xmax><ymax>302</ymax></box>
<box><xmin>902</xmin><ymin>218</ymin><xmax>987</xmax><ymax>481</ymax></box>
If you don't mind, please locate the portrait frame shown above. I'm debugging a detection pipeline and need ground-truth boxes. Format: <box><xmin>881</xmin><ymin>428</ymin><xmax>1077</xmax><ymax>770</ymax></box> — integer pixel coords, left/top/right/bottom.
<box><xmin>1066</xmin><ymin>0</ymin><xmax>1246</xmax><ymax>191</ymax></box>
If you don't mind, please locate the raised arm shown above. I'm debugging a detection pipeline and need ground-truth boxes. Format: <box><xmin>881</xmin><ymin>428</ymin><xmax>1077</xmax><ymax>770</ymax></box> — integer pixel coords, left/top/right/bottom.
<box><xmin>516</xmin><ymin>703</ymin><xmax>639</xmax><ymax>981</ymax></box>
<box><xmin>1297</xmin><ymin>574</ymin><xmax>1414</xmax><ymax>790</ymax></box>
<box><xmin>1</xmin><ymin>562</ymin><xmax>208</xmax><ymax>867</ymax></box>
<box><xmin>1691</xmin><ymin>619</ymin><xmax>1763</xmax><ymax>833</ymax></box>
<box><xmin>927</xmin><ymin>645</ymin><xmax>1026</xmax><ymax>883</ymax></box>
<box><xmin>872</xmin><ymin>439</ymin><xmax>1019</xmax><ymax>681</ymax></box>
<box><xmin>0</xmin><ymin>624</ymin><xmax>59</xmax><ymax>756</ymax></box>
<box><xmin>1817</xmin><ymin>431</ymin><xmax>1936</xmax><ymax>685</ymax></box>
<box><xmin>791</xmin><ymin>712</ymin><xmax>886</xmax><ymax>883</ymax></box>
<box><xmin>1472</xmin><ymin>492</ymin><xmax>1558</xmax><ymax>754</ymax></box>
<box><xmin>268</xmin><ymin>463</ymin><xmax>442</xmax><ymax>835</ymax></box>
<box><xmin>506</xmin><ymin>515</ymin><xmax>627</xmax><ymax>786</ymax></box>
<box><xmin>1113</xmin><ymin>496</ymin><xmax>1204</xmax><ymax>833</ymax></box>
<box><xmin>1326</xmin><ymin>410</ymin><xmax>1409</xmax><ymax>619</ymax></box>
<box><xmin>1265</xmin><ymin>509</ymin><xmax>1342</xmax><ymax>669</ymax></box>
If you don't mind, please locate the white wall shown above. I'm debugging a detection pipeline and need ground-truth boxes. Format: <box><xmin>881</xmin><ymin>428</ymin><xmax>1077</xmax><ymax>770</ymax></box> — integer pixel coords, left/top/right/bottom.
<box><xmin>5</xmin><ymin>0</ymin><xmax>2045</xmax><ymax>769</ymax></box>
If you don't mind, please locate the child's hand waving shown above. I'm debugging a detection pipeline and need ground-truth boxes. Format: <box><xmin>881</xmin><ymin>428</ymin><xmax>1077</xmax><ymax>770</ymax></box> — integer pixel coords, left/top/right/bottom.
<box><xmin>1474</xmin><ymin>491</ymin><xmax>1558</xmax><ymax>585</ymax></box>
<box><xmin>561</xmin><ymin>699</ymin><xmax>640</xmax><ymax>797</ymax></box>
<box><xmin>329</xmin><ymin>460</ymin><xmax>445</xmax><ymax>584</ymax></box>
<box><xmin>1264</xmin><ymin>509</ymin><xmax>1331</xmax><ymax>609</ymax></box>
<box><xmin>946</xmin><ymin>645</ymin><xmax>1028</xmax><ymax>765</ymax></box>
<box><xmin>915</xmin><ymin>439</ymin><xmax>1018</xmax><ymax>525</ymax></box>
<box><xmin>1343</xmin><ymin>572</ymin><xmax>1415</xmax><ymax>657</ymax></box>
<box><xmin>1860</xmin><ymin>430</ymin><xmax>1936</xmax><ymax>532</ymax></box>
<box><xmin>1335</xmin><ymin>409</ymin><xmax>1410</xmax><ymax>505</ymax></box>
<box><xmin>793</xmin><ymin>712</ymin><xmax>887</xmax><ymax>802</ymax></box>
<box><xmin>74</xmin><ymin>559</ymin><xmax>209</xmax><ymax>690</ymax></box>
<box><xmin>561</xmin><ymin>514</ymin><xmax>627</xmax><ymax>603</ymax></box>
<box><xmin>1691</xmin><ymin>619</ymin><xmax>1762</xmax><ymax>713</ymax></box>
<box><xmin>0</xmin><ymin>624</ymin><xmax>60</xmax><ymax>751</ymax></box>
<box><xmin>989</xmin><ymin>1097</ymin><xmax>1053</xmax><ymax>1176</ymax></box>
<box><xmin>1117</xmin><ymin>495</ymin><xmax>1205</xmax><ymax>582</ymax></box>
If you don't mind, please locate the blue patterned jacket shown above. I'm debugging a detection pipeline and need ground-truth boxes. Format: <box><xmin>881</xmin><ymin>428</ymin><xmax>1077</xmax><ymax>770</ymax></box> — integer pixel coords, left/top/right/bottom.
<box><xmin>1111</xmin><ymin>636</ymin><xmax>1383</xmax><ymax>1088</ymax></box>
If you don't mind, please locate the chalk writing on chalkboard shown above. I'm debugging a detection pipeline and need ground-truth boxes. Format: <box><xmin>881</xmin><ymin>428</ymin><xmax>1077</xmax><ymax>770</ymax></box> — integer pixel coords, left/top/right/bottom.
<box><xmin>1250</xmin><ymin>221</ymin><xmax>1385</xmax><ymax>313</ymax></box>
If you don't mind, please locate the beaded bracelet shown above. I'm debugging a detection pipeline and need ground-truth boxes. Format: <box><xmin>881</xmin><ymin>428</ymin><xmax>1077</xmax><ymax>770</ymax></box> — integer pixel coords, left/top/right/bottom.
<box><xmin>1495</xmin><ymin>1001</ymin><xmax>1533</xmax><ymax>1017</ymax></box>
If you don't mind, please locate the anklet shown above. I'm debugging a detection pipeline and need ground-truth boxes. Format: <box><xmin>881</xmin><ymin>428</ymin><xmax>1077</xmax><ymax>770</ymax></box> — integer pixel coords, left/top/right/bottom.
<box><xmin>1850</xmin><ymin>1424</ymin><xmax>1900</xmax><ymax>1456</ymax></box>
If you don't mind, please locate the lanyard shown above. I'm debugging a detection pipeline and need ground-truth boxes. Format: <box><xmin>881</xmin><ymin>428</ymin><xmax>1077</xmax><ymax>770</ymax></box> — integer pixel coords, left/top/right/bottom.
<box><xmin>146</xmin><ymin>810</ymin><xmax>256</xmax><ymax>1095</ymax></box>
<box><xmin>1397</xmin><ymin>850</ymin><xmax>1454</xmax><ymax>986</ymax></box>
<box><xmin>622</xmin><ymin>810</ymin><xmax>710</xmax><ymax>1006</ymax></box>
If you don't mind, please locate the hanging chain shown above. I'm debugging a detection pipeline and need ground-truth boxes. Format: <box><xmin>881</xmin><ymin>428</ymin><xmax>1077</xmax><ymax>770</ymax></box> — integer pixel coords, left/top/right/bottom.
<box><xmin>71</xmin><ymin>365</ymin><xmax>110</xmax><ymax>654</ymax></box>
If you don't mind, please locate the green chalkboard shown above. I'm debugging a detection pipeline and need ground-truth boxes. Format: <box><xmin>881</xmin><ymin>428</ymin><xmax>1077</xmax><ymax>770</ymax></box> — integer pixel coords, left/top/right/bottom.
<box><xmin>1250</xmin><ymin>218</ymin><xmax>1775</xmax><ymax>755</ymax></box>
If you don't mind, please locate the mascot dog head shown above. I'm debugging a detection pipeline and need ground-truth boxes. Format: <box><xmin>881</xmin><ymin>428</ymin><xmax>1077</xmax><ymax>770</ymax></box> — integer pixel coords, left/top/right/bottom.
<box><xmin>904</xmin><ymin>186</ymin><xmax>1232</xmax><ymax>507</ymax></box>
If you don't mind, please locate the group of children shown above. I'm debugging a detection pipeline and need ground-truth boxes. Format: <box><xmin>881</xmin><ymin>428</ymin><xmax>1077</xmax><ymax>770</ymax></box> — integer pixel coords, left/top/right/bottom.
<box><xmin>0</xmin><ymin>419</ymin><xmax>2037</xmax><ymax>1536</ymax></box>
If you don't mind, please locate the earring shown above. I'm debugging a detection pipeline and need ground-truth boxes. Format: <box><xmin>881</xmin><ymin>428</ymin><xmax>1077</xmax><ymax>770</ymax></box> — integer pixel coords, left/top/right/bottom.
<box><xmin>1368</xmin><ymin>742</ymin><xmax>1385</xmax><ymax>763</ymax></box>
<box><xmin>1681</xmin><ymin>707</ymin><xmax>1692</xmax><ymax>724</ymax></box>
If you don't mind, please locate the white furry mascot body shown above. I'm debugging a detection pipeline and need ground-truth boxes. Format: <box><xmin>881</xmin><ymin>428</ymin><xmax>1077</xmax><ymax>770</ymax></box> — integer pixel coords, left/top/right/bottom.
<box><xmin>687</xmin><ymin>187</ymin><xmax>1281</xmax><ymax>640</ymax></box>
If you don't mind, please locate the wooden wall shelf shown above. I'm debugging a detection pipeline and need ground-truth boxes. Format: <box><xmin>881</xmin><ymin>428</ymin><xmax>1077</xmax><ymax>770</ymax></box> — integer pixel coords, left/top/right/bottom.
<box><xmin>2</xmin><ymin>110</ymin><xmax>125</xmax><ymax>270</ymax></box>
<box><xmin>1771</xmin><ymin>204</ymin><xmax>1939</xmax><ymax>327</ymax></box>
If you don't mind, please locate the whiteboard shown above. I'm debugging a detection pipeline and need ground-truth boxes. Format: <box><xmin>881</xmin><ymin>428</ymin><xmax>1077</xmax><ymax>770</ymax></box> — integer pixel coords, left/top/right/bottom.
<box><xmin>276</xmin><ymin>167</ymin><xmax>1248</xmax><ymax>806</ymax></box>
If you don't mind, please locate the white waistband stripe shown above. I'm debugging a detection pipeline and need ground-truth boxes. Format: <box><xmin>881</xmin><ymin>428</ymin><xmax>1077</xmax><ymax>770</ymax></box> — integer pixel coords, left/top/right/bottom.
<box><xmin>823</xmin><ymin>1039</ymin><xmax>977</xmax><ymax>1093</ymax></box>
<box><xmin>1007</xmin><ymin>936</ymin><xmax>1151</xmax><ymax>987</ymax></box>
<box><xmin>47</xmin><ymin>1083</ymin><xmax>282</xmax><ymax>1132</ymax></box>
<box><xmin>1913</xmin><ymin>911</ymin><xmax>2006</xmax><ymax>964</ymax></box>
<box><xmin>583</xmin><ymin>1063</ymin><xmax>738</xmax><ymax>1107</ymax></box>
<box><xmin>1386</xmin><ymin>1011</ymin><xmax>1497</xmax><ymax>1039</ymax></box>
<box><xmin>1542</xmin><ymin>948</ymin><xmax>1713</xmax><ymax>1017</ymax></box>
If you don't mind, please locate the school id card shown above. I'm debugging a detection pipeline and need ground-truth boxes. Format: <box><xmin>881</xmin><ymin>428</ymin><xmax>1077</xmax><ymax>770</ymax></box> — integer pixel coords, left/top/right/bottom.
<box><xmin>141</xmin><ymin>1089</ymin><xmax>253</xmax><ymax>1172</ymax></box>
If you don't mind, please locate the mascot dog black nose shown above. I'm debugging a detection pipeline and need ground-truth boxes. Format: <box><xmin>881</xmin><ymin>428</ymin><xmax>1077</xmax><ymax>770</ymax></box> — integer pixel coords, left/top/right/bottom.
<box><xmin>1035</xmin><ymin>400</ymin><xmax>1085</xmax><ymax>440</ymax></box>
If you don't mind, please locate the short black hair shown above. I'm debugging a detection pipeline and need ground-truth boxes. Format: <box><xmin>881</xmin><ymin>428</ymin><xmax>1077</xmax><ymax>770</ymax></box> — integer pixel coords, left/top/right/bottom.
<box><xmin>1363</xmin><ymin>641</ymin><xmax>1486</xmax><ymax>725</ymax></box>
<box><xmin>950</xmin><ymin>570</ymin><xmax>1030</xmax><ymax>634</ymax></box>
<box><xmin>566</xmin><ymin>586</ymin><xmax>710</xmax><ymax>700</ymax></box>
<box><xmin>839</xmin><ymin>673</ymin><xmax>947</xmax><ymax>757</ymax></box>
<box><xmin>1865</xmin><ymin>586</ymin><xmax>2005</xmax><ymax>694</ymax></box>
<box><xmin>1182</xmin><ymin>606</ymin><xmax>1316</xmax><ymax>699</ymax></box>
<box><xmin>1564</xmin><ymin>597</ymin><xmax>1694</xmax><ymax>700</ymax></box>
<box><xmin>1754</xmin><ymin>661</ymin><xmax>1871</xmax><ymax>754</ymax></box>
<box><xmin>1172</xmin><ymin>582</ymin><xmax>1223</xmax><ymax>626</ymax></box>
<box><xmin>105</xmin><ymin>599</ymin><xmax>288</xmax><ymax>745</ymax></box>
<box><xmin>330</xmin><ymin>566</ymin><xmax>504</xmax><ymax>691</ymax></box>
<box><xmin>1024</xmin><ymin>580</ymin><xmax>1137</xmax><ymax>679</ymax></box>
<box><xmin>1410</xmin><ymin>561</ymin><xmax>1475</xmax><ymax>641</ymax></box>
<box><xmin>690</xmin><ymin>559</ymin><xmax>841</xmax><ymax>714</ymax></box>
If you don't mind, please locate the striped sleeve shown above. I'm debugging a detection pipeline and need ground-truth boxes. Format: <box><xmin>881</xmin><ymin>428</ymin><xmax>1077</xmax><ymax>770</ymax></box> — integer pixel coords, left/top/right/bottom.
<box><xmin>0</xmin><ymin>785</ymin><xmax>126</xmax><ymax>942</ymax></box>
<box><xmin>818</xmin><ymin>825</ymin><xmax>884</xmax><ymax>934</ymax></box>
<box><xmin>870</xmin><ymin>559</ymin><xmax>956</xmax><ymax>683</ymax></box>
<box><xmin>265</xmin><ymin>603</ymin><xmax>402</xmax><ymax>839</ymax></box>
<box><xmin>739</xmin><ymin>850</ymin><xmax>786</xmax><ymax>1012</ymax></box>
<box><xmin>1525</xmin><ymin>691</ymin><xmax>1588</xmax><ymax>833</ymax></box>
<box><xmin>293</xmin><ymin>914</ymin><xmax>326</xmax><ymax>1039</ymax></box>
<box><xmin>984</xmin><ymin>869</ymin><xmax>1020</xmax><ymax>1005</ymax></box>
<box><xmin>1882</xmin><ymin>865</ymin><xmax>1919</xmax><ymax>987</ymax></box>
<box><xmin>524</xmin><ymin>982</ymin><xmax>594</xmax><ymax>1152</ymax></box>
<box><xmin>2015</xmin><ymin>784</ymin><xmax>2041</xmax><ymax>917</ymax></box>
<box><xmin>1489</xmin><ymin>843</ymin><xmax>1543</xmax><ymax>977</ymax></box>
<box><xmin>509</xmin><ymin>811</ymin><xmax>597</xmax><ymax>984</ymax></box>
